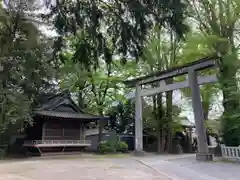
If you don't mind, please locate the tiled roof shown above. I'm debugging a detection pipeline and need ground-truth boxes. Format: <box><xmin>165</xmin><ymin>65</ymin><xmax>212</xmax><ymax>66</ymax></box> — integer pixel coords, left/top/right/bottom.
<box><xmin>35</xmin><ymin>110</ymin><xmax>109</xmax><ymax>120</ymax></box>
<box><xmin>34</xmin><ymin>91</ymin><xmax>108</xmax><ymax>121</ymax></box>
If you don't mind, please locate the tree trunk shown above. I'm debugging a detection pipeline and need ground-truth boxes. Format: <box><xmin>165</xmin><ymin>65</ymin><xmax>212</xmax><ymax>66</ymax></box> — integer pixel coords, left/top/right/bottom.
<box><xmin>165</xmin><ymin>28</ymin><xmax>176</xmax><ymax>153</ymax></box>
<box><xmin>98</xmin><ymin>120</ymin><xmax>103</xmax><ymax>142</ymax></box>
<box><xmin>78</xmin><ymin>91</ymin><xmax>85</xmax><ymax>110</ymax></box>
<box><xmin>220</xmin><ymin>63</ymin><xmax>239</xmax><ymax>113</ymax></box>
<box><xmin>152</xmin><ymin>94</ymin><xmax>159</xmax><ymax>152</ymax></box>
<box><xmin>219</xmin><ymin>56</ymin><xmax>240</xmax><ymax>146</ymax></box>
<box><xmin>214</xmin><ymin>42</ymin><xmax>240</xmax><ymax>145</ymax></box>
<box><xmin>166</xmin><ymin>87</ymin><xmax>173</xmax><ymax>153</ymax></box>
<box><xmin>156</xmin><ymin>93</ymin><xmax>165</xmax><ymax>153</ymax></box>
<box><xmin>202</xmin><ymin>100</ymin><xmax>210</xmax><ymax>145</ymax></box>
<box><xmin>98</xmin><ymin>109</ymin><xmax>104</xmax><ymax>143</ymax></box>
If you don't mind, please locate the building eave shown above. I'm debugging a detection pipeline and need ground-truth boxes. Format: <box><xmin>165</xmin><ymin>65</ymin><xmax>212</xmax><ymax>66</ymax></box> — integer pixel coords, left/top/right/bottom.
<box><xmin>34</xmin><ymin>110</ymin><xmax>109</xmax><ymax>121</ymax></box>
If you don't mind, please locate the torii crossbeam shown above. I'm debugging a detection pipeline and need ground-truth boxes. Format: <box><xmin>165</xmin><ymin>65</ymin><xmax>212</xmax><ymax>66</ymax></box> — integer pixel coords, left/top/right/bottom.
<box><xmin>124</xmin><ymin>56</ymin><xmax>219</xmax><ymax>161</ymax></box>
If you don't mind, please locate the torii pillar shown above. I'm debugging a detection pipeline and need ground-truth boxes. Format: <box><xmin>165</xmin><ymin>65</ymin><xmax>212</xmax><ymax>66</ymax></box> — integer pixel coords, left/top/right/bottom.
<box><xmin>134</xmin><ymin>84</ymin><xmax>144</xmax><ymax>156</ymax></box>
<box><xmin>188</xmin><ymin>70</ymin><xmax>213</xmax><ymax>161</ymax></box>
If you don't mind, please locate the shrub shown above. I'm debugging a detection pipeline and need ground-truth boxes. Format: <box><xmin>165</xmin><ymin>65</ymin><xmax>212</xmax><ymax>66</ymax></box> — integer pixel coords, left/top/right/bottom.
<box><xmin>0</xmin><ymin>148</ymin><xmax>6</xmax><ymax>159</ymax></box>
<box><xmin>115</xmin><ymin>141</ymin><xmax>128</xmax><ymax>153</ymax></box>
<box><xmin>98</xmin><ymin>141</ymin><xmax>116</xmax><ymax>154</ymax></box>
<box><xmin>98</xmin><ymin>140</ymin><xmax>129</xmax><ymax>154</ymax></box>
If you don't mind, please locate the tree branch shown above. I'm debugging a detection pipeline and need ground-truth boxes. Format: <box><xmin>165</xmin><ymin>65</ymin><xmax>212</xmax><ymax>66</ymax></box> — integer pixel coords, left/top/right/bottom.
<box><xmin>100</xmin><ymin>64</ymin><xmax>112</xmax><ymax>105</ymax></box>
<box><xmin>89</xmin><ymin>73</ymin><xmax>100</xmax><ymax>106</ymax></box>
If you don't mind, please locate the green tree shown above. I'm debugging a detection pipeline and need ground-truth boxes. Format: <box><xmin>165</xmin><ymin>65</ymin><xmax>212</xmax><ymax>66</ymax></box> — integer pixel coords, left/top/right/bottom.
<box><xmin>60</xmin><ymin>54</ymin><xmax>89</xmax><ymax>110</ymax></box>
<box><xmin>177</xmin><ymin>32</ymin><xmax>220</xmax><ymax>144</ymax></box>
<box><xmin>140</xmin><ymin>26</ymin><xmax>183</xmax><ymax>153</ymax></box>
<box><xmin>44</xmin><ymin>0</ymin><xmax>188</xmax><ymax>68</ymax></box>
<box><xmin>0</xmin><ymin>1</ymin><xmax>58</xmax><ymax>145</ymax></box>
<box><xmin>108</xmin><ymin>100</ymin><xmax>135</xmax><ymax>134</ymax></box>
<box><xmin>186</xmin><ymin>0</ymin><xmax>240</xmax><ymax>145</ymax></box>
<box><xmin>60</xmin><ymin>59</ymin><xmax>126</xmax><ymax>141</ymax></box>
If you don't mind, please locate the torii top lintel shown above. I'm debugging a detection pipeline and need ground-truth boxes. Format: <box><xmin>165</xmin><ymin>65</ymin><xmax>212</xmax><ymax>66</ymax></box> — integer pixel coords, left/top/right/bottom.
<box><xmin>124</xmin><ymin>56</ymin><xmax>219</xmax><ymax>87</ymax></box>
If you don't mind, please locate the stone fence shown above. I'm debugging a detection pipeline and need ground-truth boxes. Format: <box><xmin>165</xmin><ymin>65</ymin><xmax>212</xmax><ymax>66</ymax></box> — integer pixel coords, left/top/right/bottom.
<box><xmin>221</xmin><ymin>144</ymin><xmax>240</xmax><ymax>161</ymax></box>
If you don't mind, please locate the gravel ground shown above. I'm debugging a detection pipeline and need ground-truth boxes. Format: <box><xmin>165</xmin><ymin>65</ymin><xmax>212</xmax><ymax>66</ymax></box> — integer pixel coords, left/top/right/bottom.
<box><xmin>0</xmin><ymin>156</ymin><xmax>169</xmax><ymax>180</ymax></box>
<box><xmin>0</xmin><ymin>154</ymin><xmax>239</xmax><ymax>180</ymax></box>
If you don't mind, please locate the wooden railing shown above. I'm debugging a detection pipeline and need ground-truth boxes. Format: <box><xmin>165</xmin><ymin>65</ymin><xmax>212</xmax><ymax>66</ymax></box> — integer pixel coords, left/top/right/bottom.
<box><xmin>24</xmin><ymin>140</ymin><xmax>91</xmax><ymax>145</ymax></box>
<box><xmin>221</xmin><ymin>144</ymin><xmax>240</xmax><ymax>160</ymax></box>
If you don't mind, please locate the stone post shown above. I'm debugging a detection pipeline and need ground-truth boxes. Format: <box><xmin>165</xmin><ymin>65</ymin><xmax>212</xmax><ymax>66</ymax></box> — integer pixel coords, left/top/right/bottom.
<box><xmin>188</xmin><ymin>70</ymin><xmax>213</xmax><ymax>161</ymax></box>
<box><xmin>188</xmin><ymin>128</ymin><xmax>193</xmax><ymax>153</ymax></box>
<box><xmin>134</xmin><ymin>84</ymin><xmax>144</xmax><ymax>156</ymax></box>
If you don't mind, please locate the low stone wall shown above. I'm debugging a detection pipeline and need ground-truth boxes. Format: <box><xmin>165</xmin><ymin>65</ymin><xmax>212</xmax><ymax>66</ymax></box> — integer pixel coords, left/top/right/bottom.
<box><xmin>221</xmin><ymin>144</ymin><xmax>240</xmax><ymax>161</ymax></box>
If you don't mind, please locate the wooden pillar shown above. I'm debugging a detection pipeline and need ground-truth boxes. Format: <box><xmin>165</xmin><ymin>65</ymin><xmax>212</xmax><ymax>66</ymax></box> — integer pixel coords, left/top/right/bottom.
<box><xmin>134</xmin><ymin>84</ymin><xmax>144</xmax><ymax>155</ymax></box>
<box><xmin>79</xmin><ymin>123</ymin><xmax>81</xmax><ymax>140</ymax></box>
<box><xmin>188</xmin><ymin>127</ymin><xmax>193</xmax><ymax>153</ymax></box>
<box><xmin>81</xmin><ymin>124</ymin><xmax>86</xmax><ymax>140</ymax></box>
<box><xmin>42</xmin><ymin>122</ymin><xmax>46</xmax><ymax>140</ymax></box>
<box><xmin>188</xmin><ymin>70</ymin><xmax>212</xmax><ymax>161</ymax></box>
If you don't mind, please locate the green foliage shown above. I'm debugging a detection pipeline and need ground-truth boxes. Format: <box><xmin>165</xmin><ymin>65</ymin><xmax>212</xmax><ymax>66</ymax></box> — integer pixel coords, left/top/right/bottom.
<box><xmin>141</xmin><ymin>26</ymin><xmax>182</xmax><ymax>70</ymax></box>
<box><xmin>0</xmin><ymin>2</ymin><xmax>58</xmax><ymax>144</ymax></box>
<box><xmin>0</xmin><ymin>2</ymin><xmax>40</xmax><ymax>56</ymax></box>
<box><xmin>205</xmin><ymin>120</ymin><xmax>221</xmax><ymax>136</ymax></box>
<box><xmin>0</xmin><ymin>148</ymin><xmax>6</xmax><ymax>159</ymax></box>
<box><xmin>108</xmin><ymin>100</ymin><xmax>134</xmax><ymax>134</ymax></box>
<box><xmin>98</xmin><ymin>140</ymin><xmax>128</xmax><ymax>154</ymax></box>
<box><xmin>108</xmin><ymin>97</ymin><xmax>185</xmax><ymax>136</ymax></box>
<box><xmin>115</xmin><ymin>141</ymin><xmax>128</xmax><ymax>153</ymax></box>
<box><xmin>221</xmin><ymin>113</ymin><xmax>240</xmax><ymax>146</ymax></box>
<box><xmin>45</xmin><ymin>0</ymin><xmax>188</xmax><ymax>68</ymax></box>
<box><xmin>59</xmin><ymin>39</ymin><xmax>139</xmax><ymax>115</ymax></box>
<box><xmin>60</xmin><ymin>59</ymin><xmax>126</xmax><ymax>115</ymax></box>
<box><xmin>186</xmin><ymin>0</ymin><xmax>240</xmax><ymax>146</ymax></box>
<box><xmin>171</xmin><ymin>118</ymin><xmax>185</xmax><ymax>135</ymax></box>
<box><xmin>0</xmin><ymin>2</ymin><xmax>57</xmax><ymax>95</ymax></box>
<box><xmin>0</xmin><ymin>89</ymin><xmax>32</xmax><ymax>139</ymax></box>
<box><xmin>143</xmin><ymin>104</ymin><xmax>184</xmax><ymax>136</ymax></box>
<box><xmin>177</xmin><ymin>32</ymin><xmax>220</xmax><ymax>122</ymax></box>
<box><xmin>98</xmin><ymin>141</ymin><xmax>116</xmax><ymax>154</ymax></box>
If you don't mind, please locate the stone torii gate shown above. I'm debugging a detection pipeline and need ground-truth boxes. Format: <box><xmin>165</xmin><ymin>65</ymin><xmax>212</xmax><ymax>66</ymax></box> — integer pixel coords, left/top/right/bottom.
<box><xmin>124</xmin><ymin>56</ymin><xmax>219</xmax><ymax>161</ymax></box>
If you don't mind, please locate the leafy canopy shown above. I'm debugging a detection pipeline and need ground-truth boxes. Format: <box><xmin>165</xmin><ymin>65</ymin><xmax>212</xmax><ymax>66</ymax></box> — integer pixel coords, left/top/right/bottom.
<box><xmin>44</xmin><ymin>0</ymin><xmax>188</xmax><ymax>68</ymax></box>
<box><xmin>0</xmin><ymin>1</ymin><xmax>58</xmax><ymax>142</ymax></box>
